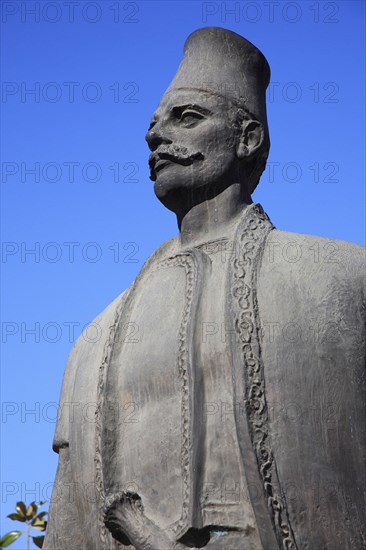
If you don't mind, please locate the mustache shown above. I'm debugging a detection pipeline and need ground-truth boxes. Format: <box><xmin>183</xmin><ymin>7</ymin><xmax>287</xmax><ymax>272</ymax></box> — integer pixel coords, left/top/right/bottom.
<box><xmin>149</xmin><ymin>145</ymin><xmax>204</xmax><ymax>178</ymax></box>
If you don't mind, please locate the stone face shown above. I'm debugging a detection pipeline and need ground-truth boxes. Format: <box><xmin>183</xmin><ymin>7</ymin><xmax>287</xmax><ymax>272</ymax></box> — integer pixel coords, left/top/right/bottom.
<box><xmin>44</xmin><ymin>28</ymin><xmax>366</xmax><ymax>550</ymax></box>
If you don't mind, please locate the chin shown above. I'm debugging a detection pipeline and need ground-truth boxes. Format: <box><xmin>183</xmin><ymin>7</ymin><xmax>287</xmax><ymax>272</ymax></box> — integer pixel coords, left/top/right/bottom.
<box><xmin>154</xmin><ymin>177</ymin><xmax>185</xmax><ymax>214</ymax></box>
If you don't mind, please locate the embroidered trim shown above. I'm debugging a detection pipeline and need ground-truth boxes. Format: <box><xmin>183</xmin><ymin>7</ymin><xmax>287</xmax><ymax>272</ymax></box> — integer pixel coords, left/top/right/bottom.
<box><xmin>232</xmin><ymin>204</ymin><xmax>297</xmax><ymax>550</ymax></box>
<box><xmin>95</xmin><ymin>299</ymin><xmax>125</xmax><ymax>548</ymax></box>
<box><xmin>194</xmin><ymin>237</ymin><xmax>229</xmax><ymax>255</ymax></box>
<box><xmin>155</xmin><ymin>254</ymin><xmax>196</xmax><ymax>536</ymax></box>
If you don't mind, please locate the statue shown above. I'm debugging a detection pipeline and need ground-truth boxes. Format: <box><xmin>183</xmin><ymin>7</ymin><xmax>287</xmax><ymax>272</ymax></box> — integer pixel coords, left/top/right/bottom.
<box><xmin>44</xmin><ymin>27</ymin><xmax>366</xmax><ymax>549</ymax></box>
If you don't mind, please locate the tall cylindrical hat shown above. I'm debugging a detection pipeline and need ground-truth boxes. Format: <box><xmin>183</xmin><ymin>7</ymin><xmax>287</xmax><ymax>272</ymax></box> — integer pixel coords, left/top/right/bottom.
<box><xmin>164</xmin><ymin>27</ymin><xmax>270</xmax><ymax>136</ymax></box>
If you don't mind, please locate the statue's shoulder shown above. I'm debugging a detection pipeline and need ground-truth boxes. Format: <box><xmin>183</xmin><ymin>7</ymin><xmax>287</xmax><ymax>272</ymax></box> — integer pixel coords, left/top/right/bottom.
<box><xmin>72</xmin><ymin>235</ymin><xmax>178</xmax><ymax>353</ymax></box>
<box><xmin>267</xmin><ymin>227</ymin><xmax>365</xmax><ymax>254</ymax></box>
<box><xmin>264</xmin><ymin>228</ymin><xmax>365</xmax><ymax>287</ymax></box>
<box><xmin>66</xmin><ymin>289</ymin><xmax>127</xmax><ymax>364</ymax></box>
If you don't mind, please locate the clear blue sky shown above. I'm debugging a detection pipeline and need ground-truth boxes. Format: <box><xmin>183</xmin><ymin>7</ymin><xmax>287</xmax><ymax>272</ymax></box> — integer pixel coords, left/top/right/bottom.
<box><xmin>1</xmin><ymin>1</ymin><xmax>365</xmax><ymax>546</ymax></box>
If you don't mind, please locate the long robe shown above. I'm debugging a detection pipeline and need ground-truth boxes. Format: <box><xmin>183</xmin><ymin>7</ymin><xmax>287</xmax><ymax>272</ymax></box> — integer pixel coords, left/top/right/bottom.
<box><xmin>44</xmin><ymin>204</ymin><xmax>366</xmax><ymax>550</ymax></box>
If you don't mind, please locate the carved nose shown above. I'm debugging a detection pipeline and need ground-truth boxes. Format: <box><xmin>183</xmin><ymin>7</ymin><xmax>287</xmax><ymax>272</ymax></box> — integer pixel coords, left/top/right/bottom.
<box><xmin>145</xmin><ymin>128</ymin><xmax>172</xmax><ymax>151</ymax></box>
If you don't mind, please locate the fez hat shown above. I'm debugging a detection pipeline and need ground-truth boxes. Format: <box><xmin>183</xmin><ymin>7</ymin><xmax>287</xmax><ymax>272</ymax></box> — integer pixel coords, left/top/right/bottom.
<box><xmin>164</xmin><ymin>27</ymin><xmax>270</xmax><ymax>135</ymax></box>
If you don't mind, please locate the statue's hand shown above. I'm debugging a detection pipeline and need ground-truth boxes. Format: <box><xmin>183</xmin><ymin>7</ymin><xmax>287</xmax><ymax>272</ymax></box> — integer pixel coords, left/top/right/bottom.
<box><xmin>104</xmin><ymin>492</ymin><xmax>145</xmax><ymax>546</ymax></box>
<box><xmin>103</xmin><ymin>492</ymin><xmax>184</xmax><ymax>550</ymax></box>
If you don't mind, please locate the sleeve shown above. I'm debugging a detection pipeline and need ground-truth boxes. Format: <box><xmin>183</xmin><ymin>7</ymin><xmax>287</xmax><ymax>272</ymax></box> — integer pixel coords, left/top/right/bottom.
<box><xmin>42</xmin><ymin>446</ymin><xmax>87</xmax><ymax>549</ymax></box>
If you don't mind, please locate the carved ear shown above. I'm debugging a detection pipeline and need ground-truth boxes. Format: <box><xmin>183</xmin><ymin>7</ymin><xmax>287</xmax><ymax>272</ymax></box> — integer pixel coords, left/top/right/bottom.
<box><xmin>236</xmin><ymin>119</ymin><xmax>264</xmax><ymax>160</ymax></box>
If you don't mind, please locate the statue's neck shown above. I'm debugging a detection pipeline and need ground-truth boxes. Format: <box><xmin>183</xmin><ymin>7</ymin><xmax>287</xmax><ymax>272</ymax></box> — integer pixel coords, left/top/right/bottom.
<box><xmin>178</xmin><ymin>183</ymin><xmax>252</xmax><ymax>249</ymax></box>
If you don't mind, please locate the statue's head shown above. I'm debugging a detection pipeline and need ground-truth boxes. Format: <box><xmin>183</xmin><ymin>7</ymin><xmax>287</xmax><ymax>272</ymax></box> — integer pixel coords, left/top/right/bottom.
<box><xmin>146</xmin><ymin>27</ymin><xmax>270</xmax><ymax>218</ymax></box>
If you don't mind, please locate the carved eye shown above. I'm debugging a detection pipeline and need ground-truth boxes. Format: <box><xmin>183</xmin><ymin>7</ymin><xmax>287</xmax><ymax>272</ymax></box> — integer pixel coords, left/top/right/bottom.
<box><xmin>180</xmin><ymin>111</ymin><xmax>203</xmax><ymax>125</ymax></box>
<box><xmin>172</xmin><ymin>107</ymin><xmax>204</xmax><ymax>127</ymax></box>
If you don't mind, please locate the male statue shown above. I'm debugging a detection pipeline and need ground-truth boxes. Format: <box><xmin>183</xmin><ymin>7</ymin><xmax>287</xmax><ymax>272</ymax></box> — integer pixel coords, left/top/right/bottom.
<box><xmin>44</xmin><ymin>27</ymin><xmax>365</xmax><ymax>549</ymax></box>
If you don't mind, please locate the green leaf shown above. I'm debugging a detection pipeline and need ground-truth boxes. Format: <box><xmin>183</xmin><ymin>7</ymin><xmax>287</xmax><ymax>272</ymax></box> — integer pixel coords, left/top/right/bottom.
<box><xmin>15</xmin><ymin>502</ymin><xmax>27</xmax><ymax>518</ymax></box>
<box><xmin>6</xmin><ymin>513</ymin><xmax>25</xmax><ymax>523</ymax></box>
<box><xmin>26</xmin><ymin>502</ymin><xmax>37</xmax><ymax>520</ymax></box>
<box><xmin>32</xmin><ymin>535</ymin><xmax>45</xmax><ymax>548</ymax></box>
<box><xmin>0</xmin><ymin>531</ymin><xmax>22</xmax><ymax>547</ymax></box>
<box><xmin>38</xmin><ymin>501</ymin><xmax>46</xmax><ymax>506</ymax></box>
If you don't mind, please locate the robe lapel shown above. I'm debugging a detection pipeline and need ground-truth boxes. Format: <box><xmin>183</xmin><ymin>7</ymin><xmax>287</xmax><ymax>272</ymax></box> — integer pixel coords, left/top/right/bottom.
<box><xmin>228</xmin><ymin>203</ymin><xmax>297</xmax><ymax>550</ymax></box>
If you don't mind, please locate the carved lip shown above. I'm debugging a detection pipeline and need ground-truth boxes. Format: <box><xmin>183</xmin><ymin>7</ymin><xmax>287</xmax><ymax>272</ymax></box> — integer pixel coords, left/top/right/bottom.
<box><xmin>150</xmin><ymin>152</ymin><xmax>193</xmax><ymax>169</ymax></box>
<box><xmin>154</xmin><ymin>158</ymin><xmax>175</xmax><ymax>173</ymax></box>
<box><xmin>149</xmin><ymin>152</ymin><xmax>192</xmax><ymax>180</ymax></box>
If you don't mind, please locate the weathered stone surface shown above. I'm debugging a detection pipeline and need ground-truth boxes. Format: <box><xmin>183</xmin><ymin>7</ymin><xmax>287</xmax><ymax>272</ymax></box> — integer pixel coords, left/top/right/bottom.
<box><xmin>44</xmin><ymin>28</ymin><xmax>366</xmax><ymax>549</ymax></box>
